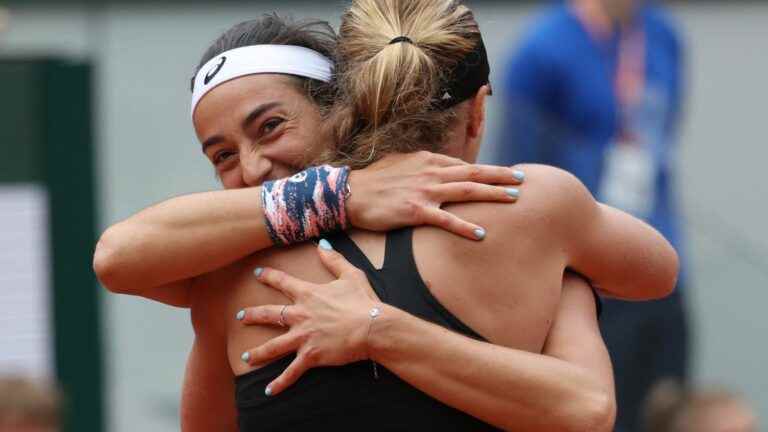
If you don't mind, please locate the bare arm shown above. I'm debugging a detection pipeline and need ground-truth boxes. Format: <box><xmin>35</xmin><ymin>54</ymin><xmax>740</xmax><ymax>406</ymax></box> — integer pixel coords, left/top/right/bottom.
<box><xmin>93</xmin><ymin>187</ymin><xmax>268</xmax><ymax>305</ymax></box>
<box><xmin>94</xmin><ymin>152</ymin><xmax>524</xmax><ymax>307</ymax></box>
<box><xmin>522</xmin><ymin>164</ymin><xmax>679</xmax><ymax>300</ymax></box>
<box><xmin>241</xmin><ymin>248</ymin><xmax>614</xmax><ymax>432</ymax></box>
<box><xmin>570</xmin><ymin>201</ymin><xmax>679</xmax><ymax>299</ymax></box>
<box><xmin>365</xmin><ymin>276</ymin><xmax>614</xmax><ymax>431</ymax></box>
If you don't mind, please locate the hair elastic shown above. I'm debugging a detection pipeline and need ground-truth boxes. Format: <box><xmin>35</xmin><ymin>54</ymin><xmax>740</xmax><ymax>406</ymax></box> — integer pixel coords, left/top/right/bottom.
<box><xmin>388</xmin><ymin>36</ymin><xmax>413</xmax><ymax>45</ymax></box>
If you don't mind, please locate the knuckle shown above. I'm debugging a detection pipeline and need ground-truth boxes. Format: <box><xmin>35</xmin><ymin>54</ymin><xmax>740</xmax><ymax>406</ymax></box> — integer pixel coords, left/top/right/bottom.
<box><xmin>416</xmin><ymin>183</ymin><xmax>433</xmax><ymax>197</ymax></box>
<box><xmin>466</xmin><ymin>166</ymin><xmax>482</xmax><ymax>181</ymax></box>
<box><xmin>416</xmin><ymin>150</ymin><xmax>433</xmax><ymax>162</ymax></box>
<box><xmin>298</xmin><ymin>328</ymin><xmax>313</xmax><ymax>343</ymax></box>
<box><xmin>404</xmin><ymin>200</ymin><xmax>422</xmax><ymax>220</ymax></box>
<box><xmin>292</xmin><ymin>306</ymin><xmax>308</xmax><ymax>323</ymax></box>
<box><xmin>304</xmin><ymin>345</ymin><xmax>321</xmax><ymax>363</ymax></box>
<box><xmin>273</xmin><ymin>271</ymin><xmax>287</xmax><ymax>286</ymax></box>
<box><xmin>264</xmin><ymin>343</ymin><xmax>278</xmax><ymax>358</ymax></box>
<box><xmin>460</xmin><ymin>183</ymin><xmax>474</xmax><ymax>198</ymax></box>
<box><xmin>328</xmin><ymin>253</ymin><xmax>344</xmax><ymax>266</ymax></box>
<box><xmin>417</xmin><ymin>170</ymin><xmax>438</xmax><ymax>185</ymax></box>
<box><xmin>428</xmin><ymin>210</ymin><xmax>446</xmax><ymax>226</ymax></box>
<box><xmin>351</xmin><ymin>268</ymin><xmax>367</xmax><ymax>282</ymax></box>
<box><xmin>303</xmin><ymin>289</ymin><xmax>319</xmax><ymax>302</ymax></box>
<box><xmin>248</xmin><ymin>308</ymin><xmax>262</xmax><ymax>322</ymax></box>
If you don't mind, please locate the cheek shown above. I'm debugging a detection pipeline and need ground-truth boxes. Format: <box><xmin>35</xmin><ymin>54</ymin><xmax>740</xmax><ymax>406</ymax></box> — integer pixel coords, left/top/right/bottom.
<box><xmin>266</xmin><ymin>136</ymin><xmax>317</xmax><ymax>167</ymax></box>
<box><xmin>220</xmin><ymin>169</ymin><xmax>244</xmax><ymax>190</ymax></box>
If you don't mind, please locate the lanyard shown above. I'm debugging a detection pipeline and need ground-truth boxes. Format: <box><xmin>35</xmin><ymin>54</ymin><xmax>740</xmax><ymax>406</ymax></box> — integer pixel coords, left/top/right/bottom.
<box><xmin>571</xmin><ymin>1</ymin><xmax>646</xmax><ymax>111</ymax></box>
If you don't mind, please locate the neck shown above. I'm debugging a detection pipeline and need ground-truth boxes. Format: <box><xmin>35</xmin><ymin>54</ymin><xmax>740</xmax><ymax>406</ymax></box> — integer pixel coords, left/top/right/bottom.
<box><xmin>572</xmin><ymin>0</ymin><xmax>636</xmax><ymax>33</ymax></box>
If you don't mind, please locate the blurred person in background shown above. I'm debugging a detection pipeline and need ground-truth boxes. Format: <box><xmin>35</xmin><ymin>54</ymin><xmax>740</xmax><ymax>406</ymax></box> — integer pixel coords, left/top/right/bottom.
<box><xmin>0</xmin><ymin>376</ymin><xmax>60</xmax><ymax>432</ymax></box>
<box><xmin>643</xmin><ymin>379</ymin><xmax>758</xmax><ymax>432</ymax></box>
<box><xmin>496</xmin><ymin>0</ymin><xmax>688</xmax><ymax>430</ymax></box>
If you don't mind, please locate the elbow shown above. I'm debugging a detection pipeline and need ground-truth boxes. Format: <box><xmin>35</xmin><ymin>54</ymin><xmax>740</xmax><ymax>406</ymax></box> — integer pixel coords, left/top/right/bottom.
<box><xmin>564</xmin><ymin>388</ymin><xmax>616</xmax><ymax>432</ymax></box>
<box><xmin>666</xmin><ymin>248</ymin><xmax>680</xmax><ymax>295</ymax></box>
<box><xmin>584</xmin><ymin>389</ymin><xmax>616</xmax><ymax>432</ymax></box>
<box><xmin>93</xmin><ymin>225</ymin><xmax>134</xmax><ymax>295</ymax></box>
<box><xmin>652</xmin><ymin>239</ymin><xmax>680</xmax><ymax>300</ymax></box>
<box><xmin>664</xmin><ymin>246</ymin><xmax>681</xmax><ymax>297</ymax></box>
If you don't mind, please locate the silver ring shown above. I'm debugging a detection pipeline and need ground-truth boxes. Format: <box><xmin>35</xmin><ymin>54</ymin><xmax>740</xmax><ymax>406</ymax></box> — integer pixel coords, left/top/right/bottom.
<box><xmin>278</xmin><ymin>305</ymin><xmax>289</xmax><ymax>327</ymax></box>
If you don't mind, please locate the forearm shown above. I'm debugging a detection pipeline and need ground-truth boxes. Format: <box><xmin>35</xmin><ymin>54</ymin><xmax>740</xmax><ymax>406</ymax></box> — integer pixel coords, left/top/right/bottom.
<box><xmin>369</xmin><ymin>305</ymin><xmax>610</xmax><ymax>431</ymax></box>
<box><xmin>583</xmin><ymin>204</ymin><xmax>679</xmax><ymax>300</ymax></box>
<box><xmin>94</xmin><ymin>187</ymin><xmax>271</xmax><ymax>295</ymax></box>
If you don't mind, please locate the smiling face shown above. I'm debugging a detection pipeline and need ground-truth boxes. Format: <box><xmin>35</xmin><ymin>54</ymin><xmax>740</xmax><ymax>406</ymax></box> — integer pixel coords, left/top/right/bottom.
<box><xmin>193</xmin><ymin>73</ymin><xmax>329</xmax><ymax>189</ymax></box>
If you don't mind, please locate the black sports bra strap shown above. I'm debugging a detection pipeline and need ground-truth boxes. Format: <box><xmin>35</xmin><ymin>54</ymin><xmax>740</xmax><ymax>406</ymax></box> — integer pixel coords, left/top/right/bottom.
<box><xmin>384</xmin><ymin>227</ymin><xmax>486</xmax><ymax>341</ymax></box>
<box><xmin>326</xmin><ymin>232</ymin><xmax>378</xmax><ymax>275</ymax></box>
<box><xmin>383</xmin><ymin>228</ymin><xmax>413</xmax><ymax>270</ymax></box>
<box><xmin>326</xmin><ymin>231</ymin><xmax>390</xmax><ymax>301</ymax></box>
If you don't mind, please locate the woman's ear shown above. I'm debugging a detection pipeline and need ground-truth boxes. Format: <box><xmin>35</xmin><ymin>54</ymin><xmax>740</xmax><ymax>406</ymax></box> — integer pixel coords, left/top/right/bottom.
<box><xmin>467</xmin><ymin>85</ymin><xmax>490</xmax><ymax>140</ymax></box>
<box><xmin>461</xmin><ymin>85</ymin><xmax>490</xmax><ymax>162</ymax></box>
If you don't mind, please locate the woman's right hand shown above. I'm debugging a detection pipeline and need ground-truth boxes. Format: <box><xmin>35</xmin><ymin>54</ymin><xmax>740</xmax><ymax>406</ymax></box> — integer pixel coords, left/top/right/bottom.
<box><xmin>346</xmin><ymin>151</ymin><xmax>525</xmax><ymax>240</ymax></box>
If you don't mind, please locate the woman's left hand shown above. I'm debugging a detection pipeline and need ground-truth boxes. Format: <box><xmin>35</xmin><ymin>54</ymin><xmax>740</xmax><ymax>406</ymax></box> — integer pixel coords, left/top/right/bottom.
<box><xmin>237</xmin><ymin>239</ymin><xmax>381</xmax><ymax>396</ymax></box>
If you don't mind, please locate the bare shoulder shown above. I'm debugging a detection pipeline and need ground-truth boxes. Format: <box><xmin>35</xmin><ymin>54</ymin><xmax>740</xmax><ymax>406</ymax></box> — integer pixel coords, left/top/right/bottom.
<box><xmin>410</xmin><ymin>164</ymin><xmax>587</xmax><ymax>347</ymax></box>
<box><xmin>410</xmin><ymin>163</ymin><xmax>600</xmax><ymax>289</ymax></box>
<box><xmin>444</xmin><ymin>163</ymin><xmax>594</xmax><ymax>241</ymax></box>
<box><xmin>513</xmin><ymin>163</ymin><xmax>594</xmax><ymax>213</ymax></box>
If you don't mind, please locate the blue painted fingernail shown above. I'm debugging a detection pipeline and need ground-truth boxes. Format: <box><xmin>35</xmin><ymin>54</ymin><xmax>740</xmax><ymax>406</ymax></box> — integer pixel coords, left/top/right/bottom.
<box><xmin>241</xmin><ymin>351</ymin><xmax>250</xmax><ymax>363</ymax></box>
<box><xmin>319</xmin><ymin>239</ymin><xmax>333</xmax><ymax>251</ymax></box>
<box><xmin>513</xmin><ymin>170</ymin><xmax>525</xmax><ymax>182</ymax></box>
<box><xmin>506</xmin><ymin>188</ymin><xmax>520</xmax><ymax>199</ymax></box>
<box><xmin>265</xmin><ymin>386</ymin><xmax>272</xmax><ymax>397</ymax></box>
<box><xmin>474</xmin><ymin>228</ymin><xmax>486</xmax><ymax>240</ymax></box>
<box><xmin>254</xmin><ymin>267</ymin><xmax>263</xmax><ymax>277</ymax></box>
<box><xmin>236</xmin><ymin>309</ymin><xmax>245</xmax><ymax>321</ymax></box>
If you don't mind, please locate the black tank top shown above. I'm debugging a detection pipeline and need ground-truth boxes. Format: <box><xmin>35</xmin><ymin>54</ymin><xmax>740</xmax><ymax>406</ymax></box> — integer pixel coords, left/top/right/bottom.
<box><xmin>235</xmin><ymin>228</ymin><xmax>501</xmax><ymax>431</ymax></box>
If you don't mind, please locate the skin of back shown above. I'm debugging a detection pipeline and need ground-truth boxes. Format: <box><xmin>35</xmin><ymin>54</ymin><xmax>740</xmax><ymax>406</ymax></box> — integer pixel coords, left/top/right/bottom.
<box><xmin>186</xmin><ymin>162</ymin><xmax>606</xmax><ymax>390</ymax></box>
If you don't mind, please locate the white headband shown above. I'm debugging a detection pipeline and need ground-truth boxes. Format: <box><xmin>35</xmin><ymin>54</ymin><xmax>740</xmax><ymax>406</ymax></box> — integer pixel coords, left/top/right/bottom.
<box><xmin>190</xmin><ymin>44</ymin><xmax>333</xmax><ymax>117</ymax></box>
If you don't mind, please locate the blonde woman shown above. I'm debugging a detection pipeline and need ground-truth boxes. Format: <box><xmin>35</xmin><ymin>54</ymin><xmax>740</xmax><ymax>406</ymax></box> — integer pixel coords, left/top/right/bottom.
<box><xmin>179</xmin><ymin>1</ymin><xmax>678</xmax><ymax>431</ymax></box>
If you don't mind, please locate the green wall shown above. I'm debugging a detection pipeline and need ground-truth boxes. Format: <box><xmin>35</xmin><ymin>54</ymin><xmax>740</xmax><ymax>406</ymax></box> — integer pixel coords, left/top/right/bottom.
<box><xmin>0</xmin><ymin>58</ymin><xmax>104</xmax><ymax>432</ymax></box>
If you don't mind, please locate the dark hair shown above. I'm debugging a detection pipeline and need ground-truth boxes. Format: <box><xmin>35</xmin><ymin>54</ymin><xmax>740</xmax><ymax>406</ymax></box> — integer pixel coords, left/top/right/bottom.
<box><xmin>194</xmin><ymin>13</ymin><xmax>338</xmax><ymax>108</ymax></box>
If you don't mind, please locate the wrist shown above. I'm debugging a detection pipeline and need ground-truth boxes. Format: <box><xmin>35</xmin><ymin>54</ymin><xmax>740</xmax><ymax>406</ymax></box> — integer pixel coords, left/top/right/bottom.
<box><xmin>366</xmin><ymin>304</ymin><xmax>406</xmax><ymax>363</ymax></box>
<box><xmin>345</xmin><ymin>169</ymin><xmax>363</xmax><ymax>228</ymax></box>
<box><xmin>261</xmin><ymin>165</ymin><xmax>351</xmax><ymax>245</ymax></box>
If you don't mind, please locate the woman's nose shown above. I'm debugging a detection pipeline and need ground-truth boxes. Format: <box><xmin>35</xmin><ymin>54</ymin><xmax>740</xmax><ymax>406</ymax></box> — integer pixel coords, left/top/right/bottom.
<box><xmin>240</xmin><ymin>150</ymin><xmax>272</xmax><ymax>187</ymax></box>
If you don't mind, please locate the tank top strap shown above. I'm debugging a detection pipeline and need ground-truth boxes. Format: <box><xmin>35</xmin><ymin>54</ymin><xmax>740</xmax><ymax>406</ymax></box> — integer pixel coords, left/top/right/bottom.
<box><xmin>325</xmin><ymin>231</ymin><xmax>388</xmax><ymax>300</ymax></box>
<box><xmin>383</xmin><ymin>227</ymin><xmax>414</xmax><ymax>270</ymax></box>
<box><xmin>325</xmin><ymin>232</ymin><xmax>377</xmax><ymax>274</ymax></box>
<box><xmin>383</xmin><ymin>228</ymin><xmax>486</xmax><ymax>341</ymax></box>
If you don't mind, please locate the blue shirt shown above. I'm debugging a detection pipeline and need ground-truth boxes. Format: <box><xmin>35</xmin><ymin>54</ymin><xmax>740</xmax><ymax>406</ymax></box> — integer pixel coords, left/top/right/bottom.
<box><xmin>496</xmin><ymin>3</ymin><xmax>687</xmax><ymax>282</ymax></box>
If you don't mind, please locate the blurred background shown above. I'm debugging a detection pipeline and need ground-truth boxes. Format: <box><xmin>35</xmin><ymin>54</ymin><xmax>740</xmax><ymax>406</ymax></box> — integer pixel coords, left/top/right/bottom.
<box><xmin>0</xmin><ymin>0</ymin><xmax>765</xmax><ymax>431</ymax></box>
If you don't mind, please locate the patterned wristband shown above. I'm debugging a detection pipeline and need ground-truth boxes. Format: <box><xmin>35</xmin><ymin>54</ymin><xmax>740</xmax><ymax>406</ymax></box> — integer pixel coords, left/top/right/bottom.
<box><xmin>262</xmin><ymin>165</ymin><xmax>351</xmax><ymax>246</ymax></box>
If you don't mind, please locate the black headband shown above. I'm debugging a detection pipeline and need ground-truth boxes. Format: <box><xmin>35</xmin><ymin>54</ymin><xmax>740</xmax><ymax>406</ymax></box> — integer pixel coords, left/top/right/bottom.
<box><xmin>435</xmin><ymin>35</ymin><xmax>491</xmax><ymax>110</ymax></box>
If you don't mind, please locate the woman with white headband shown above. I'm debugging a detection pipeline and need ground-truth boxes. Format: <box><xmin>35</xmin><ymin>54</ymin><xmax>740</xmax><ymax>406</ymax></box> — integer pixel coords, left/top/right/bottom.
<box><xmin>166</xmin><ymin>2</ymin><xmax>677</xmax><ymax>431</ymax></box>
<box><xmin>94</xmin><ymin>16</ymin><xmax>528</xmax><ymax>308</ymax></box>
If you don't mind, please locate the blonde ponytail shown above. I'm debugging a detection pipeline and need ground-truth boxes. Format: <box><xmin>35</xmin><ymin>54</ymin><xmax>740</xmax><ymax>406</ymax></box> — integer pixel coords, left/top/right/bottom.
<box><xmin>320</xmin><ymin>0</ymin><xmax>482</xmax><ymax>168</ymax></box>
